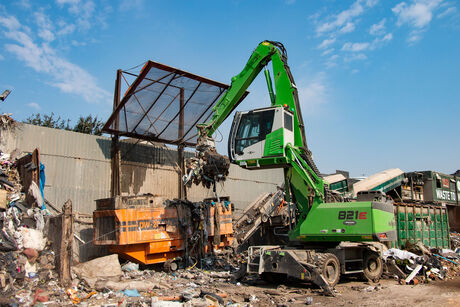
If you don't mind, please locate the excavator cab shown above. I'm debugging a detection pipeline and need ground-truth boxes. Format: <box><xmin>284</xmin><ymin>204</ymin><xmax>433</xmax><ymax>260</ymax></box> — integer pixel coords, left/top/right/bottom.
<box><xmin>229</xmin><ymin>106</ymin><xmax>294</xmax><ymax>165</ymax></box>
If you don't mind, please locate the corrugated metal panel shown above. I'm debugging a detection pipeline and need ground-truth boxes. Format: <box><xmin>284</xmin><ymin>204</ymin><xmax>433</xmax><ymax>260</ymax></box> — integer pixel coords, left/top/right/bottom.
<box><xmin>0</xmin><ymin>124</ymin><xmax>112</xmax><ymax>213</ymax></box>
<box><xmin>324</xmin><ymin>174</ymin><xmax>347</xmax><ymax>184</ymax></box>
<box><xmin>0</xmin><ymin>123</ymin><xmax>282</xmax><ymax>214</ymax></box>
<box><xmin>353</xmin><ymin>168</ymin><xmax>404</xmax><ymax>197</ymax></box>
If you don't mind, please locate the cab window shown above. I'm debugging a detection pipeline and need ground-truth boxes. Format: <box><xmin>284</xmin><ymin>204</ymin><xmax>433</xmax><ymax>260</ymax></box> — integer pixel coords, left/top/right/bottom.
<box><xmin>235</xmin><ymin>110</ymin><xmax>274</xmax><ymax>154</ymax></box>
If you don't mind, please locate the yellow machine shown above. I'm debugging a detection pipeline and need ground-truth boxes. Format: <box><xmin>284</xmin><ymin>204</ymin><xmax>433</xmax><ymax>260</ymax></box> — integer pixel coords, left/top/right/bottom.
<box><xmin>93</xmin><ymin>194</ymin><xmax>233</xmax><ymax>265</ymax></box>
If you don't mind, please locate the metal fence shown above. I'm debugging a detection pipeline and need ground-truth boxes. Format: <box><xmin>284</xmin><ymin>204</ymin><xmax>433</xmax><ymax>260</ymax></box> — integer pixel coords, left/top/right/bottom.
<box><xmin>0</xmin><ymin>123</ymin><xmax>283</xmax><ymax>214</ymax></box>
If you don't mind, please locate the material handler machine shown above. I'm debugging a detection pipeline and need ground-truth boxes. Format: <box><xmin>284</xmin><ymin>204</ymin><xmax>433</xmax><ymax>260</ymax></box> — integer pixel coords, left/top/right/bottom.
<box><xmin>186</xmin><ymin>41</ymin><xmax>397</xmax><ymax>294</ymax></box>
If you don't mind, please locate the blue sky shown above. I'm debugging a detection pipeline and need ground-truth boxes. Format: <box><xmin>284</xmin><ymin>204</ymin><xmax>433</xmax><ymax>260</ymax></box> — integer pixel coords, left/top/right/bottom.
<box><xmin>0</xmin><ymin>0</ymin><xmax>459</xmax><ymax>177</ymax></box>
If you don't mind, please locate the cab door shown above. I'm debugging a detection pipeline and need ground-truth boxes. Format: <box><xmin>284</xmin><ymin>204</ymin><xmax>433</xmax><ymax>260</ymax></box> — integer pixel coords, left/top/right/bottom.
<box><xmin>229</xmin><ymin>109</ymin><xmax>275</xmax><ymax>162</ymax></box>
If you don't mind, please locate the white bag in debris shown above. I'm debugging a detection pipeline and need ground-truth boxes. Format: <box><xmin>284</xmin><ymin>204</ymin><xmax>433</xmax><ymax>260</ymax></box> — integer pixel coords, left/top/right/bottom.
<box><xmin>28</xmin><ymin>181</ymin><xmax>44</xmax><ymax>208</ymax></box>
<box><xmin>72</xmin><ymin>254</ymin><xmax>123</xmax><ymax>288</ymax></box>
<box><xmin>383</xmin><ymin>248</ymin><xmax>422</xmax><ymax>263</ymax></box>
<box><xmin>20</xmin><ymin>227</ymin><xmax>46</xmax><ymax>251</ymax></box>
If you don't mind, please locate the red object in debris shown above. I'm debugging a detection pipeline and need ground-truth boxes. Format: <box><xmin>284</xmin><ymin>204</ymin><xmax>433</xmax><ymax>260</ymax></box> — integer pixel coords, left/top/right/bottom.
<box><xmin>32</xmin><ymin>288</ymin><xmax>49</xmax><ymax>304</ymax></box>
<box><xmin>23</xmin><ymin>248</ymin><xmax>38</xmax><ymax>261</ymax></box>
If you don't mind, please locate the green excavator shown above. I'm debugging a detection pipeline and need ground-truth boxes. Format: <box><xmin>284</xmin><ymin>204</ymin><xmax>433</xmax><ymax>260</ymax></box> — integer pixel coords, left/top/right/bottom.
<box><xmin>185</xmin><ymin>41</ymin><xmax>396</xmax><ymax>294</ymax></box>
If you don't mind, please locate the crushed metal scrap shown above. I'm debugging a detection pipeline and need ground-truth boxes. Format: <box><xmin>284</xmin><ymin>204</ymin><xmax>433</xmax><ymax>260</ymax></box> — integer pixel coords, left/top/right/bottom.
<box><xmin>382</xmin><ymin>241</ymin><xmax>460</xmax><ymax>285</ymax></box>
<box><xmin>183</xmin><ymin>146</ymin><xmax>230</xmax><ymax>189</ymax></box>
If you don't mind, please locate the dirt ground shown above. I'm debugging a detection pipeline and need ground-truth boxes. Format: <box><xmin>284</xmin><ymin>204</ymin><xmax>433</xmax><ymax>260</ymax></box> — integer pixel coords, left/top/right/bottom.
<box><xmin>217</xmin><ymin>275</ymin><xmax>460</xmax><ymax>306</ymax></box>
<box><xmin>5</xmin><ymin>262</ymin><xmax>460</xmax><ymax>306</ymax></box>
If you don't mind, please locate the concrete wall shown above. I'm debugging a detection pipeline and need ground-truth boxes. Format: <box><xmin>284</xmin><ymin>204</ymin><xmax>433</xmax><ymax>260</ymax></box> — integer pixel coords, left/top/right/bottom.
<box><xmin>0</xmin><ymin>123</ymin><xmax>283</xmax><ymax>215</ymax></box>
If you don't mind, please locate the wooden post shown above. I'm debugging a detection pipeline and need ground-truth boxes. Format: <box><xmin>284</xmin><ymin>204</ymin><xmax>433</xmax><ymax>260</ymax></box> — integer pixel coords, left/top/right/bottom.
<box><xmin>58</xmin><ymin>200</ymin><xmax>73</xmax><ymax>285</ymax></box>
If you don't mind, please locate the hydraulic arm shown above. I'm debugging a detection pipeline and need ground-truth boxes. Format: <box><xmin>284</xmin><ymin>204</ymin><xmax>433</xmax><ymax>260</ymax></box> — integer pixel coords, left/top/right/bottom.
<box><xmin>186</xmin><ymin>41</ymin><xmax>321</xmax><ymax>192</ymax></box>
<box><xmin>197</xmin><ymin>41</ymin><xmax>307</xmax><ymax>150</ymax></box>
<box><xmin>185</xmin><ymin>39</ymin><xmax>396</xmax><ymax>244</ymax></box>
<box><xmin>184</xmin><ymin>40</ymin><xmax>396</xmax><ymax>292</ymax></box>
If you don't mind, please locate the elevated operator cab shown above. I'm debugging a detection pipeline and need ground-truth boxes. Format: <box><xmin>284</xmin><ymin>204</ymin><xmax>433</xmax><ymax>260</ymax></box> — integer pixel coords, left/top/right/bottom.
<box><xmin>229</xmin><ymin>106</ymin><xmax>294</xmax><ymax>164</ymax></box>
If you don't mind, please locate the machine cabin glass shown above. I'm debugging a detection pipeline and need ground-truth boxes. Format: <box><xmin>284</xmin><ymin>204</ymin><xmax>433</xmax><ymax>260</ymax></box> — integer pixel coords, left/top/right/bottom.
<box><xmin>234</xmin><ymin>109</ymin><xmax>275</xmax><ymax>155</ymax></box>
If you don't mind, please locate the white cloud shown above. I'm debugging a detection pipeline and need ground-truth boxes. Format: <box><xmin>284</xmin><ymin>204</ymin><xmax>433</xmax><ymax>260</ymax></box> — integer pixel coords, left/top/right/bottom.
<box><xmin>339</xmin><ymin>22</ymin><xmax>356</xmax><ymax>33</ymax></box>
<box><xmin>392</xmin><ymin>0</ymin><xmax>443</xmax><ymax>43</ymax></box>
<box><xmin>351</xmin><ymin>69</ymin><xmax>359</xmax><ymax>74</ymax></box>
<box><xmin>392</xmin><ymin>0</ymin><xmax>443</xmax><ymax>28</ymax></box>
<box><xmin>297</xmin><ymin>73</ymin><xmax>329</xmax><ymax>112</ymax></box>
<box><xmin>437</xmin><ymin>6</ymin><xmax>457</xmax><ymax>18</ymax></box>
<box><xmin>56</xmin><ymin>0</ymin><xmax>80</xmax><ymax>5</ymax></box>
<box><xmin>0</xmin><ymin>15</ymin><xmax>20</xmax><ymax>30</ymax></box>
<box><xmin>344</xmin><ymin>53</ymin><xmax>367</xmax><ymax>62</ymax></box>
<box><xmin>56</xmin><ymin>21</ymin><xmax>76</xmax><ymax>36</ymax></box>
<box><xmin>27</xmin><ymin>102</ymin><xmax>40</xmax><ymax>110</ymax></box>
<box><xmin>341</xmin><ymin>33</ymin><xmax>392</xmax><ymax>54</ymax></box>
<box><xmin>325</xmin><ymin>55</ymin><xmax>339</xmax><ymax>68</ymax></box>
<box><xmin>369</xmin><ymin>18</ymin><xmax>386</xmax><ymax>35</ymax></box>
<box><xmin>407</xmin><ymin>29</ymin><xmax>425</xmax><ymax>43</ymax></box>
<box><xmin>321</xmin><ymin>48</ymin><xmax>334</xmax><ymax>56</ymax></box>
<box><xmin>365</xmin><ymin>0</ymin><xmax>379</xmax><ymax>6</ymax></box>
<box><xmin>0</xmin><ymin>13</ymin><xmax>110</xmax><ymax>104</ymax></box>
<box><xmin>382</xmin><ymin>33</ymin><xmax>393</xmax><ymax>41</ymax></box>
<box><xmin>0</xmin><ymin>54</ymin><xmax>4</xmax><ymax>60</ymax></box>
<box><xmin>373</xmin><ymin>33</ymin><xmax>393</xmax><ymax>45</ymax></box>
<box><xmin>326</xmin><ymin>61</ymin><xmax>337</xmax><ymax>69</ymax></box>
<box><xmin>35</xmin><ymin>12</ymin><xmax>55</xmax><ymax>42</ymax></box>
<box><xmin>318</xmin><ymin>37</ymin><xmax>336</xmax><ymax>49</ymax></box>
<box><xmin>329</xmin><ymin>54</ymin><xmax>339</xmax><ymax>61</ymax></box>
<box><xmin>71</xmin><ymin>40</ymin><xmax>86</xmax><ymax>46</ymax></box>
<box><xmin>56</xmin><ymin>0</ymin><xmax>95</xmax><ymax>30</ymax></box>
<box><xmin>38</xmin><ymin>29</ymin><xmax>55</xmax><ymax>42</ymax></box>
<box><xmin>315</xmin><ymin>0</ymin><xmax>378</xmax><ymax>35</ymax></box>
<box><xmin>17</xmin><ymin>0</ymin><xmax>31</xmax><ymax>9</ymax></box>
<box><xmin>119</xmin><ymin>0</ymin><xmax>145</xmax><ymax>11</ymax></box>
<box><xmin>342</xmin><ymin>42</ymin><xmax>370</xmax><ymax>52</ymax></box>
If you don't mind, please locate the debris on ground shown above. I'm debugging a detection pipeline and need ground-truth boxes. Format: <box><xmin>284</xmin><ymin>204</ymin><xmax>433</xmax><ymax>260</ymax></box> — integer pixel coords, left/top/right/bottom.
<box><xmin>382</xmin><ymin>242</ymin><xmax>460</xmax><ymax>285</ymax></box>
<box><xmin>1</xmin><ymin>146</ymin><xmax>460</xmax><ymax>305</ymax></box>
<box><xmin>72</xmin><ymin>254</ymin><xmax>123</xmax><ymax>287</ymax></box>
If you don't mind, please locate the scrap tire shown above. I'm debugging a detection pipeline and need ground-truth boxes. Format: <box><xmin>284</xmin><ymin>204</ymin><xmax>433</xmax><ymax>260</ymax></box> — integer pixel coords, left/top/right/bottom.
<box><xmin>316</xmin><ymin>253</ymin><xmax>340</xmax><ymax>287</ymax></box>
<box><xmin>362</xmin><ymin>252</ymin><xmax>383</xmax><ymax>282</ymax></box>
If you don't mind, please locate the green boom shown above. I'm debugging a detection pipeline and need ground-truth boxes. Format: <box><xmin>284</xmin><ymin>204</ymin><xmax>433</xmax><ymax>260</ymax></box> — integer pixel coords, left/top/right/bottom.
<box><xmin>197</xmin><ymin>41</ymin><xmax>396</xmax><ymax>246</ymax></box>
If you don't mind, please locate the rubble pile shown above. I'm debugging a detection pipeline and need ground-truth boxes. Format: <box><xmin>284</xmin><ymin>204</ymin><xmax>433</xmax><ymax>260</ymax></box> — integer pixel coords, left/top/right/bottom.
<box><xmin>450</xmin><ymin>232</ymin><xmax>460</xmax><ymax>251</ymax></box>
<box><xmin>0</xmin><ymin>209</ymin><xmax>57</xmax><ymax>305</ymax></box>
<box><xmin>0</xmin><ymin>151</ymin><xmax>23</xmax><ymax>209</ymax></box>
<box><xmin>60</xmin><ymin>253</ymin><xmax>316</xmax><ymax>307</ymax></box>
<box><xmin>0</xmin><ymin>150</ymin><xmax>59</xmax><ymax>305</ymax></box>
<box><xmin>59</xmin><ymin>254</ymin><xmax>257</xmax><ymax>306</ymax></box>
<box><xmin>0</xmin><ymin>114</ymin><xmax>16</xmax><ymax>129</ymax></box>
<box><xmin>383</xmin><ymin>242</ymin><xmax>460</xmax><ymax>286</ymax></box>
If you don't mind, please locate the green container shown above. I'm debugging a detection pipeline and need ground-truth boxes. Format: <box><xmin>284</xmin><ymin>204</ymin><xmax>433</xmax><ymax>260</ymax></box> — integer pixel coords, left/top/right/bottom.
<box><xmin>394</xmin><ymin>203</ymin><xmax>450</xmax><ymax>249</ymax></box>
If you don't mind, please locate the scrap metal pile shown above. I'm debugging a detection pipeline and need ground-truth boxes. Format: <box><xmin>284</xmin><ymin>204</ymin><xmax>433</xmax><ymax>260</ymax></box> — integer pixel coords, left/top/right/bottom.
<box><xmin>382</xmin><ymin>241</ymin><xmax>460</xmax><ymax>285</ymax></box>
<box><xmin>183</xmin><ymin>142</ymin><xmax>230</xmax><ymax>189</ymax></box>
<box><xmin>450</xmin><ymin>231</ymin><xmax>460</xmax><ymax>251</ymax></box>
<box><xmin>0</xmin><ymin>149</ymin><xmax>60</xmax><ymax>305</ymax></box>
